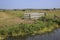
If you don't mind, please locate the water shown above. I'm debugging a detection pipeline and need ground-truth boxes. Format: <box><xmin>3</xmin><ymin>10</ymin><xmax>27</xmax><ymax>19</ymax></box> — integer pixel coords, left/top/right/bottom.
<box><xmin>4</xmin><ymin>29</ymin><xmax>60</xmax><ymax>40</ymax></box>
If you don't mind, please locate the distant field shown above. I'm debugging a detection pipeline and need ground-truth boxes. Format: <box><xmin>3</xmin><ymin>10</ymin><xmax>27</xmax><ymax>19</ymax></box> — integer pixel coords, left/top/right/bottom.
<box><xmin>0</xmin><ymin>10</ymin><xmax>60</xmax><ymax>26</ymax></box>
<box><xmin>0</xmin><ymin>10</ymin><xmax>32</xmax><ymax>28</ymax></box>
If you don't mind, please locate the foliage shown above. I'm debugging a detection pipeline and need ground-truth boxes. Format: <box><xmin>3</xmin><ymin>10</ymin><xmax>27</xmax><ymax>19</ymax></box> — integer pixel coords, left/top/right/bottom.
<box><xmin>0</xmin><ymin>18</ymin><xmax>59</xmax><ymax>36</ymax></box>
<box><xmin>0</xmin><ymin>9</ymin><xmax>60</xmax><ymax>39</ymax></box>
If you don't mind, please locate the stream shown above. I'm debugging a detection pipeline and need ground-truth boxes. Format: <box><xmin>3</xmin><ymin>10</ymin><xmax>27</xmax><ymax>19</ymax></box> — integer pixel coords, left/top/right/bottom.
<box><xmin>4</xmin><ymin>29</ymin><xmax>60</xmax><ymax>40</ymax></box>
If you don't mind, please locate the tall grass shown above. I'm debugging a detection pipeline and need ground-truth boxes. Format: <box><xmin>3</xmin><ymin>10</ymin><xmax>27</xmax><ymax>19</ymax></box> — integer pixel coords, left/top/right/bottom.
<box><xmin>0</xmin><ymin>18</ymin><xmax>59</xmax><ymax>37</ymax></box>
<box><xmin>0</xmin><ymin>9</ymin><xmax>60</xmax><ymax>40</ymax></box>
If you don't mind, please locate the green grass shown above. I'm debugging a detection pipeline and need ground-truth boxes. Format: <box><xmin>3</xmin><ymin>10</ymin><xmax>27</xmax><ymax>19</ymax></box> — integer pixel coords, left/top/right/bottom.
<box><xmin>0</xmin><ymin>9</ymin><xmax>60</xmax><ymax>39</ymax></box>
<box><xmin>4</xmin><ymin>10</ymin><xmax>24</xmax><ymax>18</ymax></box>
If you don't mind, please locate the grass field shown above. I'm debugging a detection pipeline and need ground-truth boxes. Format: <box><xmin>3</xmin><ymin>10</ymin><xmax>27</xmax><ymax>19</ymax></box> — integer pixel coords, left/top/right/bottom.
<box><xmin>0</xmin><ymin>9</ymin><xmax>60</xmax><ymax>40</ymax></box>
<box><xmin>0</xmin><ymin>9</ymin><xmax>60</xmax><ymax>30</ymax></box>
<box><xmin>0</xmin><ymin>9</ymin><xmax>60</xmax><ymax>22</ymax></box>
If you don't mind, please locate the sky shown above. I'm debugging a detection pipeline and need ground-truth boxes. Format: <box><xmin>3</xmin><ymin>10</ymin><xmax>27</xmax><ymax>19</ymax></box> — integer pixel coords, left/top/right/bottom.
<box><xmin>0</xmin><ymin>0</ymin><xmax>60</xmax><ymax>9</ymax></box>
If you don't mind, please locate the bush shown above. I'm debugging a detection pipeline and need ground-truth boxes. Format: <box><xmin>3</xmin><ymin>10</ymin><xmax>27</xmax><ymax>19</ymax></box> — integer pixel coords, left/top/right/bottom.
<box><xmin>0</xmin><ymin>17</ymin><xmax>60</xmax><ymax>36</ymax></box>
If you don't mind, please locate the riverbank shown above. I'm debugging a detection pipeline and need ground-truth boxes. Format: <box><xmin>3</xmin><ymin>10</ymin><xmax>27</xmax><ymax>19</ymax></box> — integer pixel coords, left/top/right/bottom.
<box><xmin>0</xmin><ymin>18</ymin><xmax>60</xmax><ymax>40</ymax></box>
<box><xmin>0</xmin><ymin>9</ymin><xmax>60</xmax><ymax>40</ymax></box>
<box><xmin>0</xmin><ymin>25</ymin><xmax>59</xmax><ymax>40</ymax></box>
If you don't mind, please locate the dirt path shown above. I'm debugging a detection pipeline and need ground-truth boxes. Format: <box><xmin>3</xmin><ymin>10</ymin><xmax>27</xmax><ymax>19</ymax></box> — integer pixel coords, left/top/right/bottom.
<box><xmin>0</xmin><ymin>12</ymin><xmax>33</xmax><ymax>27</ymax></box>
<box><xmin>0</xmin><ymin>12</ymin><xmax>10</xmax><ymax>19</ymax></box>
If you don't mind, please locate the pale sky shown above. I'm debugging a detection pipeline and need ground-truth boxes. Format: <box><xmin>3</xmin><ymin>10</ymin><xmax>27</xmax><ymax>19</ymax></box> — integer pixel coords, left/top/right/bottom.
<box><xmin>0</xmin><ymin>0</ymin><xmax>60</xmax><ymax>9</ymax></box>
